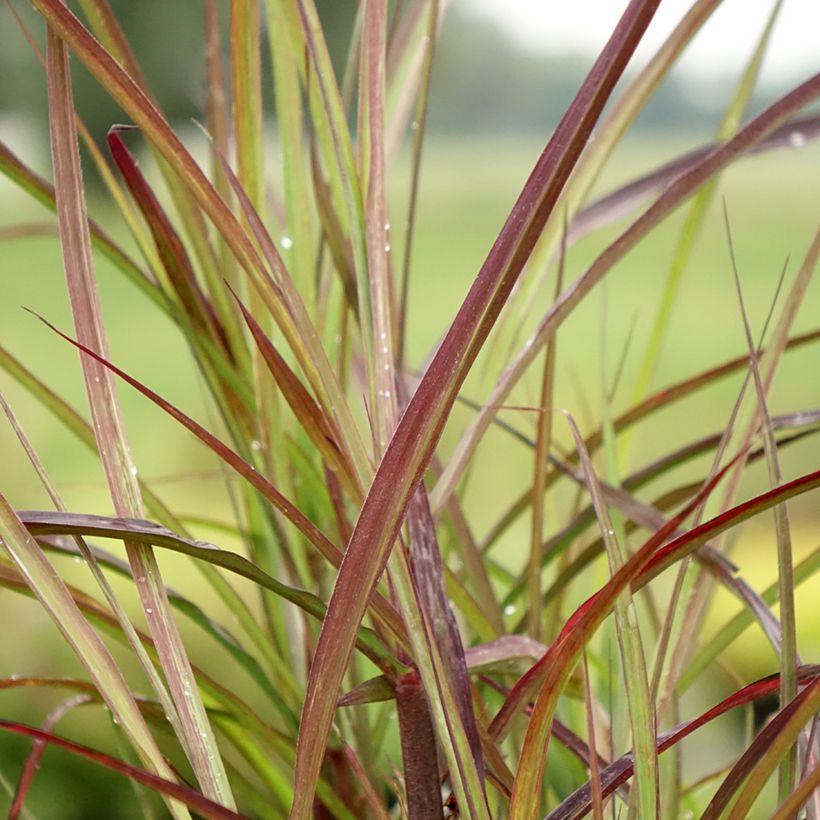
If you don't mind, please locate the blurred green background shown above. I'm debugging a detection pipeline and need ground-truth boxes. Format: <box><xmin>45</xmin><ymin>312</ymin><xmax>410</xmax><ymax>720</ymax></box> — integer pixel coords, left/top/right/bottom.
<box><xmin>1</xmin><ymin>1</ymin><xmax>819</xmax><ymax>817</ymax></box>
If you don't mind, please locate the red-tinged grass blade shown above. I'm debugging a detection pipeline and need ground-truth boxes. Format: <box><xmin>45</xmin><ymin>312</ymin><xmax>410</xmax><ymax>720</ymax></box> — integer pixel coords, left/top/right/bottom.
<box><xmin>45</xmin><ymin>19</ymin><xmax>232</xmax><ymax>807</ymax></box>
<box><xmin>10</xmin><ymin>694</ymin><xmax>92</xmax><ymax>820</ymax></box>
<box><xmin>546</xmin><ymin>666</ymin><xmax>820</xmax><ymax>820</ymax></box>
<box><xmin>0</xmin><ymin>721</ymin><xmax>245</xmax><ymax>820</ymax></box>
<box><xmin>291</xmin><ymin>5</ymin><xmax>662</xmax><ymax>815</ymax></box>
<box><xmin>233</xmin><ymin>295</ymin><xmax>358</xmax><ymax>496</ymax></box>
<box><xmin>359</xmin><ymin>0</ymin><xmax>398</xmax><ymax>450</ymax></box>
<box><xmin>702</xmin><ymin>677</ymin><xmax>820</xmax><ymax>820</ymax></box>
<box><xmin>43</xmin><ymin>16</ymin><xmax>224</xmax><ymax>809</ymax></box>
<box><xmin>432</xmin><ymin>72</ymin><xmax>820</xmax><ymax>514</ymax></box>
<box><xmin>563</xmin><ymin>114</ymin><xmax>820</xmax><ymax>249</ymax></box>
<box><xmin>404</xmin><ymin>489</ymin><xmax>488</xmax><ymax>809</ymax></box>
<box><xmin>21</xmin><ymin>510</ymin><xmax>395</xmax><ymax>672</ymax></box>
<box><xmin>106</xmin><ymin>127</ymin><xmax>232</xmax><ymax>359</ymax></box>
<box><xmin>0</xmin><ymin>499</ymin><xmax>183</xmax><ymax>811</ymax></box>
<box><xmin>30</xmin><ymin>312</ymin><xmax>408</xmax><ymax>647</ymax></box>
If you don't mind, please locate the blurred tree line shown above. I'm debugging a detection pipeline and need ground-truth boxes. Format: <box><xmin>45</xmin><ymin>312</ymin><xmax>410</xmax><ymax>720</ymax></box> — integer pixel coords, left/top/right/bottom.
<box><xmin>0</xmin><ymin>1</ymin><xmax>719</xmax><ymax>149</ymax></box>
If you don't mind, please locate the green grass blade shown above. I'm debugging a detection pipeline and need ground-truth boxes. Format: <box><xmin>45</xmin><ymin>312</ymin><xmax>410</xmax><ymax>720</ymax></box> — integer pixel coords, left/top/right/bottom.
<box><xmin>726</xmin><ymin>209</ymin><xmax>798</xmax><ymax>798</ymax></box>
<box><xmin>566</xmin><ymin>414</ymin><xmax>658</xmax><ymax>819</ymax></box>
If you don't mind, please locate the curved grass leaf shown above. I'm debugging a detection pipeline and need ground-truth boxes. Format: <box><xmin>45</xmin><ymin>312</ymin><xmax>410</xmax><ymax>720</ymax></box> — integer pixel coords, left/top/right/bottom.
<box><xmin>0</xmin><ymin>721</ymin><xmax>245</xmax><ymax>820</ymax></box>
<box><xmin>701</xmin><ymin>676</ymin><xmax>820</xmax><ymax>819</ymax></box>
<box><xmin>21</xmin><ymin>510</ymin><xmax>395</xmax><ymax>672</ymax></box>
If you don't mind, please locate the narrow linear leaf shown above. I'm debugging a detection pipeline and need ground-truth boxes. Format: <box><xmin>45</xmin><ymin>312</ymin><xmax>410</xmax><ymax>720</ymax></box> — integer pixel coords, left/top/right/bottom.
<box><xmin>0</xmin><ymin>721</ymin><xmax>245</xmax><ymax>820</ymax></box>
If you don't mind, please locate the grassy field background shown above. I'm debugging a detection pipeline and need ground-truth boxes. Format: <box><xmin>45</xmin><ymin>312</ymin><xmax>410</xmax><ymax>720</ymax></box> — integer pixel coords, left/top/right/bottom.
<box><xmin>1</xmin><ymin>131</ymin><xmax>819</xmax><ymax>816</ymax></box>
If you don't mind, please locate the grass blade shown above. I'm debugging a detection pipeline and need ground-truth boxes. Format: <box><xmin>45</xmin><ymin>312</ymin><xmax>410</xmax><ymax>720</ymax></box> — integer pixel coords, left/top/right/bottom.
<box><xmin>44</xmin><ymin>14</ymin><xmax>233</xmax><ymax>807</ymax></box>
<box><xmin>726</xmin><ymin>206</ymin><xmax>799</xmax><ymax>797</ymax></box>
<box><xmin>565</xmin><ymin>414</ymin><xmax>658</xmax><ymax>818</ymax></box>
<box><xmin>0</xmin><ymin>721</ymin><xmax>243</xmax><ymax>820</ymax></box>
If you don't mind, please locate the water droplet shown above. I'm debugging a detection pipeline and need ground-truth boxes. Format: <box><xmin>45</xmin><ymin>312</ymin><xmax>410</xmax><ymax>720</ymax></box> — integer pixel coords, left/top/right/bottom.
<box><xmin>383</xmin><ymin>363</ymin><xmax>390</xmax><ymax>371</ymax></box>
<box><xmin>93</xmin><ymin>375</ymin><xmax>100</xmax><ymax>383</ymax></box>
<box><xmin>384</xmin><ymin>390</ymin><xmax>391</xmax><ymax>398</ymax></box>
<box><xmin>382</xmin><ymin>345</ymin><xmax>389</xmax><ymax>354</ymax></box>
<box><xmin>384</xmin><ymin>242</ymin><xmax>391</xmax><ymax>252</ymax></box>
<box><xmin>112</xmin><ymin>716</ymin><xmax>120</xmax><ymax>725</ymax></box>
<box><xmin>129</xmin><ymin>465</ymin><xmax>138</xmax><ymax>477</ymax></box>
<box><xmin>503</xmin><ymin>604</ymin><xmax>516</xmax><ymax>616</ymax></box>
<box><xmin>73</xmin><ymin>555</ymin><xmax>82</xmax><ymax>563</ymax></box>
<box><xmin>384</xmin><ymin>222</ymin><xmax>391</xmax><ymax>231</ymax></box>
<box><xmin>379</xmin><ymin>331</ymin><xmax>387</xmax><ymax>341</ymax></box>
<box><xmin>789</xmin><ymin>132</ymin><xmax>807</xmax><ymax>148</ymax></box>
<box><xmin>9</xmin><ymin>673</ymin><xmax>19</xmax><ymax>681</ymax></box>
<box><xmin>250</xmin><ymin>439</ymin><xmax>262</xmax><ymax>451</ymax></box>
<box><xmin>281</xmin><ymin>235</ymin><xmax>293</xmax><ymax>249</ymax></box>
<box><xmin>410</xmin><ymin>120</ymin><xmax>419</xmax><ymax>131</ymax></box>
<box><xmin>145</xmin><ymin>607</ymin><xmax>153</xmax><ymax>615</ymax></box>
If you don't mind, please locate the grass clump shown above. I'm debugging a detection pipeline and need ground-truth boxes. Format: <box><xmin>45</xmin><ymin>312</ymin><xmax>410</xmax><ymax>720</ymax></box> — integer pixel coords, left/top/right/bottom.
<box><xmin>1</xmin><ymin>1</ymin><xmax>819</xmax><ymax>817</ymax></box>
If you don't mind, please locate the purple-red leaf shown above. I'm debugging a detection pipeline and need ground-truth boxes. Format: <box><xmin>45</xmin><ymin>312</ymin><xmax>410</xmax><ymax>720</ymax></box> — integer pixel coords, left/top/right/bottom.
<box><xmin>0</xmin><ymin>721</ymin><xmax>245</xmax><ymax>820</ymax></box>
